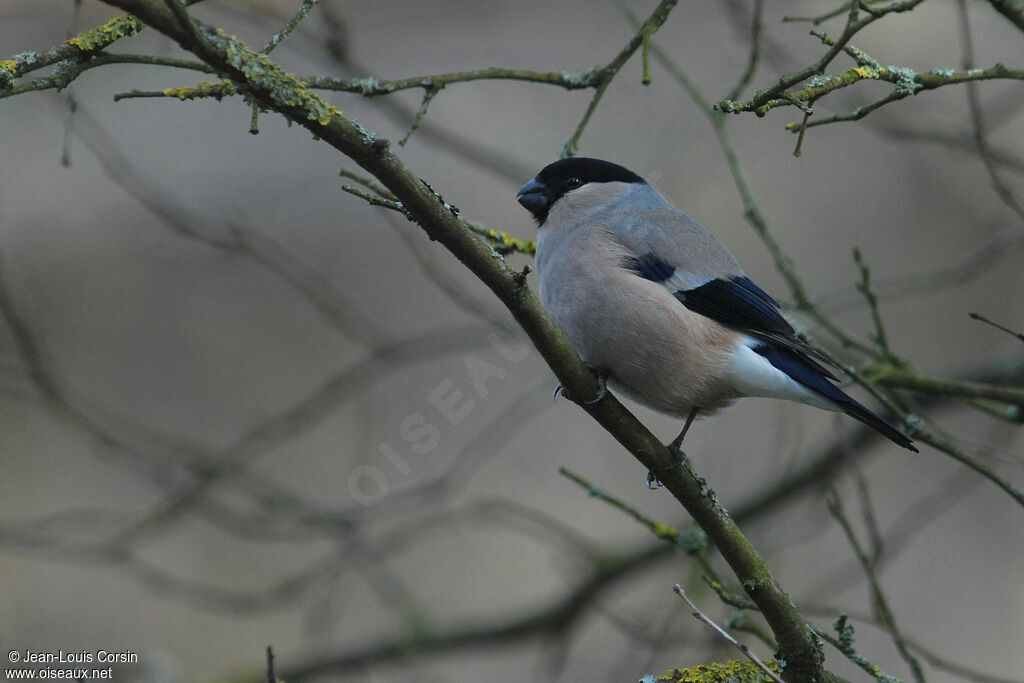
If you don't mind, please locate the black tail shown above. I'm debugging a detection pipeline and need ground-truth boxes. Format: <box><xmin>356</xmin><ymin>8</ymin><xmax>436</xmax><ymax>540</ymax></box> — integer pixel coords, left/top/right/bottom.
<box><xmin>755</xmin><ymin>345</ymin><xmax>918</xmax><ymax>452</ymax></box>
<box><xmin>834</xmin><ymin>393</ymin><xmax>918</xmax><ymax>452</ymax></box>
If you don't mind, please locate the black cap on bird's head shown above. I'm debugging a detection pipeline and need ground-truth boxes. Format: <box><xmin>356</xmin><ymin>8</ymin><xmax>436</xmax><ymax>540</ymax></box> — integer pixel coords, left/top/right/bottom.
<box><xmin>516</xmin><ymin>157</ymin><xmax>646</xmax><ymax>224</ymax></box>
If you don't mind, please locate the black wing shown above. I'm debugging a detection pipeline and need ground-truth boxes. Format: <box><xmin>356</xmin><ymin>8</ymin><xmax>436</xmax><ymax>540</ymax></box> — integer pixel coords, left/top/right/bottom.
<box><xmin>628</xmin><ymin>253</ymin><xmax>840</xmax><ymax>379</ymax></box>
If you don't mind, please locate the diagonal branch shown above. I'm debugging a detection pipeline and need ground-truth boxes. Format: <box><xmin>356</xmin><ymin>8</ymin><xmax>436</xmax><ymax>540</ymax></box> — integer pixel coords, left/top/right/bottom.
<box><xmin>93</xmin><ymin>0</ymin><xmax>833</xmax><ymax>678</ymax></box>
<box><xmin>561</xmin><ymin>0</ymin><xmax>679</xmax><ymax>157</ymax></box>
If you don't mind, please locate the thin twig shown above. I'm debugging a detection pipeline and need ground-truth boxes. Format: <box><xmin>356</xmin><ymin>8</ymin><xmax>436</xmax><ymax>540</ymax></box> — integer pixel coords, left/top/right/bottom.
<box><xmin>562</xmin><ymin>0</ymin><xmax>679</xmax><ymax>157</ymax></box>
<box><xmin>849</xmin><ymin>461</ymin><xmax>884</xmax><ymax>564</ymax></box>
<box><xmin>3</xmin><ymin>54</ymin><xmax>217</xmax><ymax>101</ymax></box>
<box><xmin>265</xmin><ymin>646</ymin><xmax>276</xmax><ymax>683</ymax></box>
<box><xmin>339</xmin><ymin>167</ymin><xmax>396</xmax><ymax>200</ymax></box>
<box><xmin>805</xmin><ymin>606</ymin><xmax>1020</xmax><ymax>683</ymax></box>
<box><xmin>399</xmin><ymin>84</ymin><xmax>442</xmax><ymax>146</ymax></box>
<box><xmin>60</xmin><ymin>94</ymin><xmax>78</xmax><ymax>167</ymax></box>
<box><xmin>74</xmin><ymin>104</ymin><xmax>389</xmax><ymax>346</ymax></box>
<box><xmin>814</xmin><ymin>615</ymin><xmax>906</xmax><ymax>682</ymax></box>
<box><xmin>819</xmin><ymin>225</ymin><xmax>1024</xmax><ymax>313</ymax></box>
<box><xmin>826</xmin><ymin>486</ymin><xmax>926</xmax><ymax>682</ymax></box>
<box><xmin>302</xmin><ymin>67</ymin><xmax>602</xmax><ymax>95</ymax></box>
<box><xmin>914</xmin><ymin>427</ymin><xmax>1024</xmax><ymax>509</ymax></box>
<box><xmin>560</xmin><ymin>468</ymin><xmax>701</xmax><ymax>547</ymax></box>
<box><xmin>970</xmin><ymin>312</ymin><xmax>1024</xmax><ymax>343</ymax></box>
<box><xmin>853</xmin><ymin>247</ymin><xmax>897</xmax><ymax>362</ymax></box>
<box><xmin>561</xmin><ymin>78</ymin><xmax>614</xmax><ymax>159</ymax></box>
<box><xmin>340</xmin><ymin>185</ymin><xmax>411</xmax><ymax>217</ymax></box>
<box><xmin>262</xmin><ymin>0</ymin><xmax>319</xmax><ymax>54</ymax></box>
<box><xmin>774</xmin><ymin>29</ymin><xmax>1024</xmax><ymax>131</ymax></box>
<box><xmin>702</xmin><ymin>575</ymin><xmax>758</xmax><ymax>611</ymax></box>
<box><xmin>673</xmin><ymin>585</ymin><xmax>784</xmax><ymax>683</ymax></box>
<box><xmin>783</xmin><ymin>0</ymin><xmax>889</xmax><ymax>25</ymax></box>
<box><xmin>792</xmin><ymin>109</ymin><xmax>811</xmax><ymax>156</ymax></box>
<box><xmin>59</xmin><ymin>0</ymin><xmax>84</xmax><ymax>167</ymax></box>
<box><xmin>0</xmin><ymin>14</ymin><xmax>147</xmax><ymax>95</ymax></box>
<box><xmin>957</xmin><ymin>0</ymin><xmax>1024</xmax><ymax>224</ymax></box>
<box><xmin>717</xmin><ymin>0</ymin><xmax>928</xmax><ymax>114</ymax></box>
<box><xmin>805</xmin><ymin>466</ymin><xmax>989</xmax><ymax>599</ymax></box>
<box><xmin>867</xmin><ymin>368</ymin><xmax>1024</xmax><ymax>406</ymax></box>
<box><xmin>725</xmin><ymin>0</ymin><xmax>764</xmax><ymax>101</ymax></box>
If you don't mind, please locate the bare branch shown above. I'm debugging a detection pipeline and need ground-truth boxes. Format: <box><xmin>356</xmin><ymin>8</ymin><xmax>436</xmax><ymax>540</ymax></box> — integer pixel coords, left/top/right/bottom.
<box><xmin>970</xmin><ymin>312</ymin><xmax>1024</xmax><ymax>343</ymax></box>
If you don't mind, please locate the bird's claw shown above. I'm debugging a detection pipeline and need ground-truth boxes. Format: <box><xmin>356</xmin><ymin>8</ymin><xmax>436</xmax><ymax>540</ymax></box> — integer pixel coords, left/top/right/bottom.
<box><xmin>553</xmin><ymin>367</ymin><xmax>609</xmax><ymax>405</ymax></box>
<box><xmin>583</xmin><ymin>378</ymin><xmax>607</xmax><ymax>406</ymax></box>
<box><xmin>646</xmin><ymin>444</ymin><xmax>687</xmax><ymax>491</ymax></box>
<box><xmin>583</xmin><ymin>365</ymin><xmax>609</xmax><ymax>406</ymax></box>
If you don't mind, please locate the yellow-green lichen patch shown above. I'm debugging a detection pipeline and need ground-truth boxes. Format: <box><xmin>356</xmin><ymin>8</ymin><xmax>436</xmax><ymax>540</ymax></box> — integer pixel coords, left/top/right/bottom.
<box><xmin>653</xmin><ymin>659</ymin><xmax>780</xmax><ymax>682</ymax></box>
<box><xmin>212</xmin><ymin>27</ymin><xmax>341</xmax><ymax>126</ymax></box>
<box><xmin>651</xmin><ymin>521</ymin><xmax>679</xmax><ymax>539</ymax></box>
<box><xmin>852</xmin><ymin>65</ymin><xmax>879</xmax><ymax>80</ymax></box>
<box><xmin>65</xmin><ymin>14</ymin><xmax>145</xmax><ymax>53</ymax></box>
<box><xmin>163</xmin><ymin>80</ymin><xmax>236</xmax><ymax>101</ymax></box>
<box><xmin>485</xmin><ymin>229</ymin><xmax>537</xmax><ymax>255</ymax></box>
<box><xmin>0</xmin><ymin>60</ymin><xmax>17</xmax><ymax>89</ymax></box>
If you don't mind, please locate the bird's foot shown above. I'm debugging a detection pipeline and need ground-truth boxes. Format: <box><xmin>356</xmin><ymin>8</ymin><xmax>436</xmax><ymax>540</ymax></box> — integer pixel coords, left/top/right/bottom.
<box><xmin>646</xmin><ymin>444</ymin><xmax>687</xmax><ymax>490</ymax></box>
<box><xmin>552</xmin><ymin>366</ymin><xmax>608</xmax><ymax>405</ymax></box>
<box><xmin>583</xmin><ymin>365</ymin><xmax>609</xmax><ymax>406</ymax></box>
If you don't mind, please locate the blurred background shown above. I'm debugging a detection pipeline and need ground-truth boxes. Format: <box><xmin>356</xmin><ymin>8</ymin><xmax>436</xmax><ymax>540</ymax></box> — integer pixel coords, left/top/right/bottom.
<box><xmin>1</xmin><ymin>1</ymin><xmax>1022</xmax><ymax>681</ymax></box>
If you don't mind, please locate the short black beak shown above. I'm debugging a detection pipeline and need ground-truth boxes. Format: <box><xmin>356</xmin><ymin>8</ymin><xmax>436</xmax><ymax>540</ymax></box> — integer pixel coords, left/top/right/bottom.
<box><xmin>516</xmin><ymin>177</ymin><xmax>550</xmax><ymax>216</ymax></box>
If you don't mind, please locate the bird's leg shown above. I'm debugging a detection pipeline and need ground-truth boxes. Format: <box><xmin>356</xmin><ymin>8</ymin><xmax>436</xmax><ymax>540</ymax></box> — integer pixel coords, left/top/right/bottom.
<box><xmin>647</xmin><ymin>407</ymin><xmax>699</xmax><ymax>489</ymax></box>
<box><xmin>669</xmin><ymin>406</ymin><xmax>699</xmax><ymax>454</ymax></box>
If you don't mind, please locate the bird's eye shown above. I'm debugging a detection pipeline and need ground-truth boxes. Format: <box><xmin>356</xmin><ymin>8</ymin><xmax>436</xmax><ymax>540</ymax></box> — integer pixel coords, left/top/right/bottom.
<box><xmin>564</xmin><ymin>177</ymin><xmax>582</xmax><ymax>190</ymax></box>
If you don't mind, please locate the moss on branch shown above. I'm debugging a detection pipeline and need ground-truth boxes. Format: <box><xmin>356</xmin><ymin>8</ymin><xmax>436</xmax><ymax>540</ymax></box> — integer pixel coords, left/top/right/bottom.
<box><xmin>651</xmin><ymin>661</ymin><xmax>782</xmax><ymax>682</ymax></box>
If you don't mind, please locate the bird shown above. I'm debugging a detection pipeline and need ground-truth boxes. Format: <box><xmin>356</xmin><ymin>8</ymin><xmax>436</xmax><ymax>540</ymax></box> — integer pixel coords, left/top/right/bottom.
<box><xmin>516</xmin><ymin>157</ymin><xmax>917</xmax><ymax>457</ymax></box>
